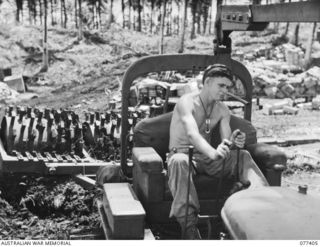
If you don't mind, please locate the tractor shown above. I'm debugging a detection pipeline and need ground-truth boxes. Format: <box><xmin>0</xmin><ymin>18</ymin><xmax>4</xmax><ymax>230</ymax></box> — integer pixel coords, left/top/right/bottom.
<box><xmin>98</xmin><ymin>0</ymin><xmax>320</xmax><ymax>240</ymax></box>
<box><xmin>1</xmin><ymin>0</ymin><xmax>320</xmax><ymax>240</ymax></box>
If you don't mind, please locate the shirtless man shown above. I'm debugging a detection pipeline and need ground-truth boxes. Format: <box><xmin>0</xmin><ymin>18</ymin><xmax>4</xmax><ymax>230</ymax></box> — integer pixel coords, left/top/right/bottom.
<box><xmin>167</xmin><ymin>64</ymin><xmax>268</xmax><ymax>239</ymax></box>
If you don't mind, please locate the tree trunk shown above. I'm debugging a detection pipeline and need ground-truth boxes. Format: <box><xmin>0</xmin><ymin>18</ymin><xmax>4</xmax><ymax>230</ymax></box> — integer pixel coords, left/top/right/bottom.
<box><xmin>128</xmin><ymin>0</ymin><xmax>132</xmax><ymax>29</ymax></box>
<box><xmin>196</xmin><ymin>1</ymin><xmax>201</xmax><ymax>35</ymax></box>
<box><xmin>27</xmin><ymin>0</ymin><xmax>32</xmax><ymax>24</ymax></box>
<box><xmin>39</xmin><ymin>0</ymin><xmax>43</xmax><ymax>25</ymax></box>
<box><xmin>78</xmin><ymin>0</ymin><xmax>83</xmax><ymax>40</ymax></box>
<box><xmin>293</xmin><ymin>23</ymin><xmax>300</xmax><ymax>46</ymax></box>
<box><xmin>190</xmin><ymin>0</ymin><xmax>197</xmax><ymax>40</ymax></box>
<box><xmin>210</xmin><ymin>0</ymin><xmax>217</xmax><ymax>34</ymax></box>
<box><xmin>60</xmin><ymin>0</ymin><xmax>63</xmax><ymax>27</ymax></box>
<box><xmin>159</xmin><ymin>0</ymin><xmax>167</xmax><ymax>54</ymax></box>
<box><xmin>50</xmin><ymin>0</ymin><xmax>54</xmax><ymax>25</ymax></box>
<box><xmin>107</xmin><ymin>0</ymin><xmax>113</xmax><ymax>28</ymax></box>
<box><xmin>304</xmin><ymin>22</ymin><xmax>317</xmax><ymax>68</ymax></box>
<box><xmin>141</xmin><ymin>0</ymin><xmax>145</xmax><ymax>32</ymax></box>
<box><xmin>178</xmin><ymin>0</ymin><xmax>187</xmax><ymax>53</ymax></box>
<box><xmin>33</xmin><ymin>0</ymin><xmax>37</xmax><ymax>24</ymax></box>
<box><xmin>42</xmin><ymin>0</ymin><xmax>49</xmax><ymax>72</ymax></box>
<box><xmin>150</xmin><ymin>1</ymin><xmax>155</xmax><ymax>33</ymax></box>
<box><xmin>205</xmin><ymin>4</ymin><xmax>211</xmax><ymax>35</ymax></box>
<box><xmin>284</xmin><ymin>23</ymin><xmax>289</xmax><ymax>36</ymax></box>
<box><xmin>176</xmin><ymin>0</ymin><xmax>180</xmax><ymax>35</ymax></box>
<box><xmin>137</xmin><ymin>0</ymin><xmax>142</xmax><ymax>32</ymax></box>
<box><xmin>203</xmin><ymin>1</ymin><xmax>209</xmax><ymax>35</ymax></box>
<box><xmin>74</xmin><ymin>0</ymin><xmax>78</xmax><ymax>28</ymax></box>
<box><xmin>63</xmin><ymin>0</ymin><xmax>67</xmax><ymax>28</ymax></box>
<box><xmin>121</xmin><ymin>0</ymin><xmax>125</xmax><ymax>28</ymax></box>
<box><xmin>93</xmin><ymin>1</ymin><xmax>97</xmax><ymax>29</ymax></box>
<box><xmin>98</xmin><ymin>0</ymin><xmax>101</xmax><ymax>29</ymax></box>
<box><xmin>283</xmin><ymin>0</ymin><xmax>291</xmax><ymax>36</ymax></box>
<box><xmin>15</xmin><ymin>0</ymin><xmax>21</xmax><ymax>23</ymax></box>
<box><xmin>133</xmin><ymin>10</ymin><xmax>136</xmax><ymax>31</ymax></box>
<box><xmin>167</xmin><ymin>0</ymin><xmax>172</xmax><ymax>36</ymax></box>
<box><xmin>21</xmin><ymin>0</ymin><xmax>24</xmax><ymax>21</ymax></box>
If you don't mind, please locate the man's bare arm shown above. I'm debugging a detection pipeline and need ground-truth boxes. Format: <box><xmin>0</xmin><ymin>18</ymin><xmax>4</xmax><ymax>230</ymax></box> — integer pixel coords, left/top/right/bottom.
<box><xmin>219</xmin><ymin>105</ymin><xmax>232</xmax><ymax>140</ymax></box>
<box><xmin>219</xmin><ymin>104</ymin><xmax>246</xmax><ymax>148</ymax></box>
<box><xmin>177</xmin><ymin>96</ymin><xmax>221</xmax><ymax>160</ymax></box>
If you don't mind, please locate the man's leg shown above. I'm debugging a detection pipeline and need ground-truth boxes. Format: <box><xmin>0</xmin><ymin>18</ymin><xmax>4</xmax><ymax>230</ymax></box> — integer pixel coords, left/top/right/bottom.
<box><xmin>196</xmin><ymin>150</ymin><xmax>268</xmax><ymax>187</ymax></box>
<box><xmin>237</xmin><ymin>150</ymin><xmax>269</xmax><ymax>187</ymax></box>
<box><xmin>167</xmin><ymin>153</ymin><xmax>201</xmax><ymax>239</ymax></box>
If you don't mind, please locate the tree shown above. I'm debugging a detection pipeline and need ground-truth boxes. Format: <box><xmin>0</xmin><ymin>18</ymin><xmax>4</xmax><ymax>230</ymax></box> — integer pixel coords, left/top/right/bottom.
<box><xmin>190</xmin><ymin>0</ymin><xmax>197</xmax><ymax>39</ymax></box>
<box><xmin>107</xmin><ymin>0</ymin><xmax>114</xmax><ymax>28</ymax></box>
<box><xmin>121</xmin><ymin>0</ymin><xmax>125</xmax><ymax>28</ymax></box>
<box><xmin>283</xmin><ymin>23</ymin><xmax>289</xmax><ymax>36</ymax></box>
<box><xmin>49</xmin><ymin>0</ymin><xmax>54</xmax><ymax>25</ymax></box>
<box><xmin>128</xmin><ymin>0</ymin><xmax>132</xmax><ymax>29</ymax></box>
<box><xmin>75</xmin><ymin>0</ymin><xmax>78</xmax><ymax>28</ymax></box>
<box><xmin>178</xmin><ymin>0</ymin><xmax>188</xmax><ymax>53</ymax></box>
<box><xmin>149</xmin><ymin>0</ymin><xmax>156</xmax><ymax>33</ymax></box>
<box><xmin>61</xmin><ymin>0</ymin><xmax>67</xmax><ymax>28</ymax></box>
<box><xmin>175</xmin><ymin>0</ymin><xmax>180</xmax><ymax>35</ymax></box>
<box><xmin>42</xmin><ymin>0</ymin><xmax>49</xmax><ymax>72</ymax></box>
<box><xmin>196</xmin><ymin>1</ymin><xmax>201</xmax><ymax>35</ymax></box>
<box><xmin>32</xmin><ymin>0</ymin><xmax>37</xmax><ymax>24</ymax></box>
<box><xmin>97</xmin><ymin>0</ymin><xmax>102</xmax><ymax>29</ymax></box>
<box><xmin>141</xmin><ymin>0</ymin><xmax>146</xmax><ymax>32</ymax></box>
<box><xmin>159</xmin><ymin>0</ymin><xmax>166</xmax><ymax>54</ymax></box>
<box><xmin>15</xmin><ymin>0</ymin><xmax>23</xmax><ymax>23</ymax></box>
<box><xmin>39</xmin><ymin>0</ymin><xmax>43</xmax><ymax>25</ymax></box>
<box><xmin>27</xmin><ymin>0</ymin><xmax>33</xmax><ymax>24</ymax></box>
<box><xmin>209</xmin><ymin>0</ymin><xmax>217</xmax><ymax>35</ymax></box>
<box><xmin>304</xmin><ymin>22</ymin><xmax>317</xmax><ymax>68</ymax></box>
<box><xmin>293</xmin><ymin>23</ymin><xmax>300</xmax><ymax>46</ymax></box>
<box><xmin>78</xmin><ymin>0</ymin><xmax>83</xmax><ymax>40</ymax></box>
<box><xmin>166</xmin><ymin>0</ymin><xmax>172</xmax><ymax>36</ymax></box>
<box><xmin>136</xmin><ymin>0</ymin><xmax>142</xmax><ymax>32</ymax></box>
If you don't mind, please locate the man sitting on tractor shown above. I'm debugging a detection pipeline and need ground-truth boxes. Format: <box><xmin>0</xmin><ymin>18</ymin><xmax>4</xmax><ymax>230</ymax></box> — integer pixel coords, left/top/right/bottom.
<box><xmin>168</xmin><ymin>64</ymin><xmax>268</xmax><ymax>239</ymax></box>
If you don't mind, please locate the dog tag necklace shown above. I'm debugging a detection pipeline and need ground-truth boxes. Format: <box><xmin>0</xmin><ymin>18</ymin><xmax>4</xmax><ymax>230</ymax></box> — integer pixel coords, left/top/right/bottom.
<box><xmin>199</xmin><ymin>95</ymin><xmax>215</xmax><ymax>134</ymax></box>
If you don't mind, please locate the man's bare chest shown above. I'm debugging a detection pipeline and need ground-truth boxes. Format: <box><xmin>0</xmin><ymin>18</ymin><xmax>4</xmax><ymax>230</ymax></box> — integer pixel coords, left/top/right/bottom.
<box><xmin>193</xmin><ymin>104</ymin><xmax>222</xmax><ymax>133</ymax></box>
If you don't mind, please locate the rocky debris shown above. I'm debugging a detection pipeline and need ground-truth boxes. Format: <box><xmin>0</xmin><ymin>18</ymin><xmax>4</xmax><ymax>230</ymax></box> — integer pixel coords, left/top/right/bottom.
<box><xmin>263</xmin><ymin>99</ymin><xmax>299</xmax><ymax>115</ymax></box>
<box><xmin>312</xmin><ymin>95</ymin><xmax>320</xmax><ymax>110</ymax></box>
<box><xmin>0</xmin><ymin>82</ymin><xmax>19</xmax><ymax>102</ymax></box>
<box><xmin>283</xmin><ymin>148</ymin><xmax>320</xmax><ymax>176</ymax></box>
<box><xmin>239</xmin><ymin>42</ymin><xmax>320</xmax><ymax>100</ymax></box>
<box><xmin>3</xmin><ymin>75</ymin><xmax>26</xmax><ymax>93</ymax></box>
<box><xmin>261</xmin><ymin>96</ymin><xmax>320</xmax><ymax>115</ymax></box>
<box><xmin>248</xmin><ymin>62</ymin><xmax>320</xmax><ymax>99</ymax></box>
<box><xmin>0</xmin><ymin>175</ymin><xmax>102</xmax><ymax>240</ymax></box>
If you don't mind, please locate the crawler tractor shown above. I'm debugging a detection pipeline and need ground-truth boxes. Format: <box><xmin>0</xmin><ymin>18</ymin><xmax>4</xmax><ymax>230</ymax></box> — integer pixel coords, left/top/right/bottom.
<box><xmin>1</xmin><ymin>0</ymin><xmax>320</xmax><ymax>240</ymax></box>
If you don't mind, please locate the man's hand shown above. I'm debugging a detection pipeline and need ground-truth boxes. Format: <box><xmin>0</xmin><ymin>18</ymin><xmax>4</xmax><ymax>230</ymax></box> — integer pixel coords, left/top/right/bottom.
<box><xmin>210</xmin><ymin>139</ymin><xmax>232</xmax><ymax>160</ymax></box>
<box><xmin>231</xmin><ymin>129</ymin><xmax>246</xmax><ymax>149</ymax></box>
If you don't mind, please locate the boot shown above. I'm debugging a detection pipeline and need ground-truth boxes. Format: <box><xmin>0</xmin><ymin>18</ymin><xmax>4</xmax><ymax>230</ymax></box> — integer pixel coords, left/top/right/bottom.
<box><xmin>184</xmin><ymin>225</ymin><xmax>201</xmax><ymax>240</ymax></box>
<box><xmin>228</xmin><ymin>181</ymin><xmax>244</xmax><ymax>196</ymax></box>
<box><xmin>177</xmin><ymin>214</ymin><xmax>201</xmax><ymax>240</ymax></box>
<box><xmin>229</xmin><ymin>181</ymin><xmax>251</xmax><ymax>196</ymax></box>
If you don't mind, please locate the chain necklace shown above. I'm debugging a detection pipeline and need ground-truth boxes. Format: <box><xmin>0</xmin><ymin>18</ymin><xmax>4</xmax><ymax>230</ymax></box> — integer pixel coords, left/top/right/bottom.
<box><xmin>198</xmin><ymin>95</ymin><xmax>215</xmax><ymax>134</ymax></box>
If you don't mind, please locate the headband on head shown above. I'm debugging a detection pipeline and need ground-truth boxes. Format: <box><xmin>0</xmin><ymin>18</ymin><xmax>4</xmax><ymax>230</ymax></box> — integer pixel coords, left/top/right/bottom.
<box><xmin>202</xmin><ymin>64</ymin><xmax>233</xmax><ymax>84</ymax></box>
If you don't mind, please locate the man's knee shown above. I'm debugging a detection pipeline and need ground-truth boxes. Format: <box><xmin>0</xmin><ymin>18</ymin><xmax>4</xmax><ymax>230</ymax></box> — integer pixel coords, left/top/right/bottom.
<box><xmin>240</xmin><ymin>149</ymin><xmax>251</xmax><ymax>158</ymax></box>
<box><xmin>239</xmin><ymin>150</ymin><xmax>256</xmax><ymax>168</ymax></box>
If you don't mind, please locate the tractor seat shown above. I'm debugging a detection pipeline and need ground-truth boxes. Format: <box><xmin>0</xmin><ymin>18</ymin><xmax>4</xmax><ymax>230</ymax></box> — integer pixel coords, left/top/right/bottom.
<box><xmin>132</xmin><ymin>112</ymin><xmax>287</xmax><ymax>222</ymax></box>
